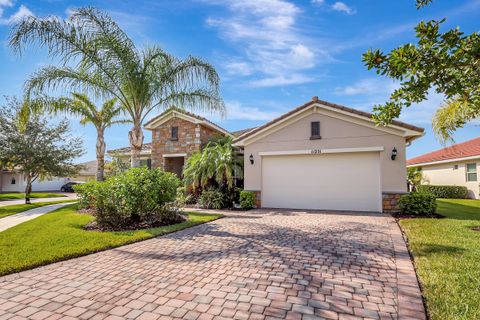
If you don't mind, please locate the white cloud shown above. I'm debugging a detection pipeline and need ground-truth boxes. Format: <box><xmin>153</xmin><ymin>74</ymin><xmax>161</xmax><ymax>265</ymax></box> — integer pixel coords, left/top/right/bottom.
<box><xmin>335</xmin><ymin>78</ymin><xmax>398</xmax><ymax>96</ymax></box>
<box><xmin>332</xmin><ymin>2</ymin><xmax>355</xmax><ymax>15</ymax></box>
<box><xmin>0</xmin><ymin>2</ymin><xmax>33</xmax><ymax>25</ymax></box>
<box><xmin>250</xmin><ymin>74</ymin><xmax>314</xmax><ymax>87</ymax></box>
<box><xmin>224</xmin><ymin>61</ymin><xmax>253</xmax><ymax>76</ymax></box>
<box><xmin>198</xmin><ymin>101</ymin><xmax>282</xmax><ymax>121</ymax></box>
<box><xmin>203</xmin><ymin>0</ymin><xmax>323</xmax><ymax>87</ymax></box>
<box><xmin>311</xmin><ymin>0</ymin><xmax>325</xmax><ymax>5</ymax></box>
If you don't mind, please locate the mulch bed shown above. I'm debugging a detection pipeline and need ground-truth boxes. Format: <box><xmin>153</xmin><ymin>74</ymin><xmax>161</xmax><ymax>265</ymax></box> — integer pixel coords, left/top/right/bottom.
<box><xmin>392</xmin><ymin>213</ymin><xmax>445</xmax><ymax>220</ymax></box>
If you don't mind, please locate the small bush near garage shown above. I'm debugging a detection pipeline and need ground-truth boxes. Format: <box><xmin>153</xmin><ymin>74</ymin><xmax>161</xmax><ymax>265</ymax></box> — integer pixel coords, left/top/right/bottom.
<box><xmin>75</xmin><ymin>168</ymin><xmax>184</xmax><ymax>230</ymax></box>
<box><xmin>417</xmin><ymin>185</ymin><xmax>468</xmax><ymax>199</ymax></box>
<box><xmin>398</xmin><ymin>192</ymin><xmax>437</xmax><ymax>216</ymax></box>
<box><xmin>239</xmin><ymin>190</ymin><xmax>256</xmax><ymax>209</ymax></box>
<box><xmin>198</xmin><ymin>188</ymin><xmax>225</xmax><ymax>209</ymax></box>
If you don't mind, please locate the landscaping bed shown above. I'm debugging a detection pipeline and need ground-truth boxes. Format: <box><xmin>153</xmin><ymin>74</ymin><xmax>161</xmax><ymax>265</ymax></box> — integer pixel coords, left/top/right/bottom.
<box><xmin>0</xmin><ymin>204</ymin><xmax>221</xmax><ymax>276</ymax></box>
<box><xmin>0</xmin><ymin>192</ymin><xmax>67</xmax><ymax>201</ymax></box>
<box><xmin>399</xmin><ymin>199</ymin><xmax>480</xmax><ymax>320</ymax></box>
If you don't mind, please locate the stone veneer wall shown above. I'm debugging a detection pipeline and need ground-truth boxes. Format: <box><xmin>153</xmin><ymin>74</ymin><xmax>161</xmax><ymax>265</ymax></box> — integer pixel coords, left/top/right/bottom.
<box><xmin>151</xmin><ymin>117</ymin><xmax>221</xmax><ymax>169</ymax></box>
<box><xmin>382</xmin><ymin>192</ymin><xmax>407</xmax><ymax>214</ymax></box>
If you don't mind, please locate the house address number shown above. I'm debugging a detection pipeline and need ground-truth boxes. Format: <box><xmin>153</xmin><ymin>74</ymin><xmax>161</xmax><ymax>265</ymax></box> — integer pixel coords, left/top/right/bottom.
<box><xmin>311</xmin><ymin>149</ymin><xmax>321</xmax><ymax>154</ymax></box>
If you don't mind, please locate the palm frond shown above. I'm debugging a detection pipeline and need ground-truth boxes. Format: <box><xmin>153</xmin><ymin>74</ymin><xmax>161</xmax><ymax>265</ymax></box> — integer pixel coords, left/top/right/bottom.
<box><xmin>432</xmin><ymin>98</ymin><xmax>479</xmax><ymax>143</ymax></box>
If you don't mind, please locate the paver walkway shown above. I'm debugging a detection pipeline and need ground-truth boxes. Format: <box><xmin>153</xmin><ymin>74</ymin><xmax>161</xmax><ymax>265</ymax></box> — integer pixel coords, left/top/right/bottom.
<box><xmin>0</xmin><ymin>193</ymin><xmax>77</xmax><ymax>207</ymax></box>
<box><xmin>0</xmin><ymin>202</ymin><xmax>76</xmax><ymax>232</ymax></box>
<box><xmin>0</xmin><ymin>209</ymin><xmax>425</xmax><ymax>320</ymax></box>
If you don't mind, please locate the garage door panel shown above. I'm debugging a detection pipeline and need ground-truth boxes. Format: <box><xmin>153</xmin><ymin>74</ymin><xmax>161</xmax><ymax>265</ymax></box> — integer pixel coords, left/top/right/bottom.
<box><xmin>261</xmin><ymin>153</ymin><xmax>381</xmax><ymax>212</ymax></box>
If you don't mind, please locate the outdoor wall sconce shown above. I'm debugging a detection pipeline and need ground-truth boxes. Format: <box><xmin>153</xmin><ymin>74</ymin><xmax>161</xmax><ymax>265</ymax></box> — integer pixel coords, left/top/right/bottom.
<box><xmin>249</xmin><ymin>153</ymin><xmax>254</xmax><ymax>165</ymax></box>
<box><xmin>391</xmin><ymin>147</ymin><xmax>397</xmax><ymax>160</ymax></box>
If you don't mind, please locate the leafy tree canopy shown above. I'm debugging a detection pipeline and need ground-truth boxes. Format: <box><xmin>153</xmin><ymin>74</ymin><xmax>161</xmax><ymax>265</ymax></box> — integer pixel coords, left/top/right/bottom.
<box><xmin>362</xmin><ymin>0</ymin><xmax>479</xmax><ymax>141</ymax></box>
<box><xmin>0</xmin><ymin>98</ymin><xmax>84</xmax><ymax>202</ymax></box>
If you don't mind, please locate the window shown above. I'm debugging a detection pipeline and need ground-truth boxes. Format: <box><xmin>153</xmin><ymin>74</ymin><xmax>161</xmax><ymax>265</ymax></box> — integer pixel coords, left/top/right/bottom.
<box><xmin>453</xmin><ymin>164</ymin><xmax>458</xmax><ymax>170</ymax></box>
<box><xmin>466</xmin><ymin>163</ymin><xmax>477</xmax><ymax>182</ymax></box>
<box><xmin>310</xmin><ymin>121</ymin><xmax>321</xmax><ymax>139</ymax></box>
<box><xmin>139</xmin><ymin>159</ymin><xmax>152</xmax><ymax>169</ymax></box>
<box><xmin>11</xmin><ymin>177</ymin><xmax>15</xmax><ymax>184</ymax></box>
<box><xmin>171</xmin><ymin>126</ymin><xmax>178</xmax><ymax>140</ymax></box>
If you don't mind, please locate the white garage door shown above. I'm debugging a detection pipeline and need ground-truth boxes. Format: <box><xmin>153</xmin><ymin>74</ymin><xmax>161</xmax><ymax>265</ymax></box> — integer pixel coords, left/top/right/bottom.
<box><xmin>261</xmin><ymin>152</ymin><xmax>382</xmax><ymax>212</ymax></box>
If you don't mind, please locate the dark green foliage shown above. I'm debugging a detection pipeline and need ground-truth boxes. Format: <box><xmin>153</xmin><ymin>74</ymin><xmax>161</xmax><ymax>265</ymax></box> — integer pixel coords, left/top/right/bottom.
<box><xmin>362</xmin><ymin>1</ymin><xmax>480</xmax><ymax>140</ymax></box>
<box><xmin>398</xmin><ymin>192</ymin><xmax>437</xmax><ymax>216</ymax></box>
<box><xmin>418</xmin><ymin>185</ymin><xmax>468</xmax><ymax>199</ymax></box>
<box><xmin>239</xmin><ymin>191</ymin><xmax>256</xmax><ymax>210</ymax></box>
<box><xmin>198</xmin><ymin>188</ymin><xmax>225</xmax><ymax>209</ymax></box>
<box><xmin>74</xmin><ymin>168</ymin><xmax>182</xmax><ymax>230</ymax></box>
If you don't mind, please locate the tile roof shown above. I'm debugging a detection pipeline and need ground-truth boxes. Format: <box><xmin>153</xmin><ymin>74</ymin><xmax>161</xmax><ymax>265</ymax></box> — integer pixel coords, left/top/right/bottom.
<box><xmin>407</xmin><ymin>137</ymin><xmax>480</xmax><ymax>166</ymax></box>
<box><xmin>108</xmin><ymin>142</ymin><xmax>152</xmax><ymax>155</ymax></box>
<box><xmin>144</xmin><ymin>107</ymin><xmax>231</xmax><ymax>135</ymax></box>
<box><xmin>233</xmin><ymin>97</ymin><xmax>424</xmax><ymax>143</ymax></box>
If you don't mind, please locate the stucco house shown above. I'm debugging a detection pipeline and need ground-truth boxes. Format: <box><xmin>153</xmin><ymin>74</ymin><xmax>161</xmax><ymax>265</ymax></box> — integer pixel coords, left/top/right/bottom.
<box><xmin>110</xmin><ymin>97</ymin><xmax>424</xmax><ymax>213</ymax></box>
<box><xmin>407</xmin><ymin>137</ymin><xmax>480</xmax><ymax>199</ymax></box>
<box><xmin>0</xmin><ymin>170</ymin><xmax>68</xmax><ymax>193</ymax></box>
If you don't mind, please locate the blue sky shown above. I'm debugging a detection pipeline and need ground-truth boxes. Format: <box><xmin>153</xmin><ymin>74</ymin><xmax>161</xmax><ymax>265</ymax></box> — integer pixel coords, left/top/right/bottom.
<box><xmin>0</xmin><ymin>0</ymin><xmax>479</xmax><ymax>163</ymax></box>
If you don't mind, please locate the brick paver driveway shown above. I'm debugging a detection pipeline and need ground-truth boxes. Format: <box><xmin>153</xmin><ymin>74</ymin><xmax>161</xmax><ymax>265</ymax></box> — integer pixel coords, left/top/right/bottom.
<box><xmin>0</xmin><ymin>210</ymin><xmax>425</xmax><ymax>320</ymax></box>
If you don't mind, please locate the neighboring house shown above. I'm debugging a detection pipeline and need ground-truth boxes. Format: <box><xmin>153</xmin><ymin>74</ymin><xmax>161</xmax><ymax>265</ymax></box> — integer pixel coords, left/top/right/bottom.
<box><xmin>0</xmin><ymin>170</ymin><xmax>68</xmax><ymax>193</ymax></box>
<box><xmin>233</xmin><ymin>97</ymin><xmax>424</xmax><ymax>213</ymax></box>
<box><xmin>110</xmin><ymin>98</ymin><xmax>424</xmax><ymax>213</ymax></box>
<box><xmin>407</xmin><ymin>137</ymin><xmax>480</xmax><ymax>199</ymax></box>
<box><xmin>108</xmin><ymin>108</ymin><xmax>234</xmax><ymax>177</ymax></box>
<box><xmin>70</xmin><ymin>160</ymin><xmax>102</xmax><ymax>182</ymax></box>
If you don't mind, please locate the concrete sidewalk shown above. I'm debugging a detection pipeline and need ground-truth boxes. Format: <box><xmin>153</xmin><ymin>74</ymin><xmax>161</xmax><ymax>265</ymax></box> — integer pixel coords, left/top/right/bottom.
<box><xmin>0</xmin><ymin>193</ymin><xmax>77</xmax><ymax>207</ymax></box>
<box><xmin>0</xmin><ymin>202</ymin><xmax>76</xmax><ymax>232</ymax></box>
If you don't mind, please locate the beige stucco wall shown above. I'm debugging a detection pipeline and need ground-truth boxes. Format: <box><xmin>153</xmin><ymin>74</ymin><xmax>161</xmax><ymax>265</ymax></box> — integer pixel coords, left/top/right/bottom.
<box><xmin>420</xmin><ymin>161</ymin><xmax>479</xmax><ymax>199</ymax></box>
<box><xmin>243</xmin><ymin>111</ymin><xmax>409</xmax><ymax>194</ymax></box>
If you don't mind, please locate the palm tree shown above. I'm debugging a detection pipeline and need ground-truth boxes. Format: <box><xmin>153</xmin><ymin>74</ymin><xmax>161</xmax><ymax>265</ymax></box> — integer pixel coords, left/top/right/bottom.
<box><xmin>36</xmin><ymin>93</ymin><xmax>127</xmax><ymax>181</ymax></box>
<box><xmin>9</xmin><ymin>7</ymin><xmax>225</xmax><ymax>167</ymax></box>
<box><xmin>183</xmin><ymin>137</ymin><xmax>243</xmax><ymax>190</ymax></box>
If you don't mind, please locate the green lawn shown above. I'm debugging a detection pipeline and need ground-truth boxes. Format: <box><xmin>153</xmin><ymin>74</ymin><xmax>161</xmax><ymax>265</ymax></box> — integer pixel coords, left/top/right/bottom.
<box><xmin>0</xmin><ymin>204</ymin><xmax>221</xmax><ymax>276</ymax></box>
<box><xmin>0</xmin><ymin>200</ymin><xmax>76</xmax><ymax>219</ymax></box>
<box><xmin>400</xmin><ymin>199</ymin><xmax>480</xmax><ymax>320</ymax></box>
<box><xmin>0</xmin><ymin>192</ymin><xmax>67</xmax><ymax>201</ymax></box>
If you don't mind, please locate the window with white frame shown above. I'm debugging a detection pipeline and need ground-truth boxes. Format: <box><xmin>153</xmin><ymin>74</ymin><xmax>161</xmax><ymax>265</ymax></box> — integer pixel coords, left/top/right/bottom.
<box><xmin>466</xmin><ymin>163</ymin><xmax>477</xmax><ymax>182</ymax></box>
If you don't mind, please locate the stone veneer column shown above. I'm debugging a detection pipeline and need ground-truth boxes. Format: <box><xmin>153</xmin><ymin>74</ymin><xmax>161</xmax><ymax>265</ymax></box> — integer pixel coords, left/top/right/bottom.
<box><xmin>382</xmin><ymin>192</ymin><xmax>407</xmax><ymax>214</ymax></box>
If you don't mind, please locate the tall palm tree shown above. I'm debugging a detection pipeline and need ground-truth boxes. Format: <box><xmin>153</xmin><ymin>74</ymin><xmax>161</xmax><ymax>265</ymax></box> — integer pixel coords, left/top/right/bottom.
<box><xmin>9</xmin><ymin>7</ymin><xmax>225</xmax><ymax>167</ymax></box>
<box><xmin>36</xmin><ymin>93</ymin><xmax>127</xmax><ymax>181</ymax></box>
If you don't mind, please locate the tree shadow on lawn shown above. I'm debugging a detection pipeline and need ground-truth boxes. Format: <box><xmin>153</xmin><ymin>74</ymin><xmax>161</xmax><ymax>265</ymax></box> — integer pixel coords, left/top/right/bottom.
<box><xmin>412</xmin><ymin>243</ymin><xmax>465</xmax><ymax>258</ymax></box>
<box><xmin>436</xmin><ymin>200</ymin><xmax>480</xmax><ymax>221</ymax></box>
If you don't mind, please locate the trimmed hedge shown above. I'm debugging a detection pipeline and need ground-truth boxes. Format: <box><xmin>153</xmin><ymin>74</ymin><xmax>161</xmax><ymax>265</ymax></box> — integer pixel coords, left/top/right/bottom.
<box><xmin>239</xmin><ymin>191</ymin><xmax>256</xmax><ymax>210</ymax></box>
<box><xmin>398</xmin><ymin>192</ymin><xmax>437</xmax><ymax>216</ymax></box>
<box><xmin>418</xmin><ymin>185</ymin><xmax>468</xmax><ymax>199</ymax></box>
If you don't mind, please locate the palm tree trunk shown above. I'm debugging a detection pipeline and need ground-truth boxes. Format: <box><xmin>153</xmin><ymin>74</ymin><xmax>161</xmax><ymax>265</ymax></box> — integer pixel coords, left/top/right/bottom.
<box><xmin>129</xmin><ymin>123</ymin><xmax>144</xmax><ymax>168</ymax></box>
<box><xmin>96</xmin><ymin>128</ymin><xmax>106</xmax><ymax>181</ymax></box>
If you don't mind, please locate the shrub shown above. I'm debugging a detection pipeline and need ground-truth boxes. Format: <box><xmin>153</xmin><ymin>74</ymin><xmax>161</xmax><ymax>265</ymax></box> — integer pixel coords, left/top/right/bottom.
<box><xmin>239</xmin><ymin>190</ymin><xmax>256</xmax><ymax>209</ymax></box>
<box><xmin>398</xmin><ymin>192</ymin><xmax>437</xmax><ymax>216</ymax></box>
<box><xmin>73</xmin><ymin>180</ymin><xmax>100</xmax><ymax>209</ymax></box>
<box><xmin>417</xmin><ymin>185</ymin><xmax>468</xmax><ymax>199</ymax></box>
<box><xmin>175</xmin><ymin>186</ymin><xmax>186</xmax><ymax>208</ymax></box>
<box><xmin>76</xmin><ymin>168</ymin><xmax>183</xmax><ymax>230</ymax></box>
<box><xmin>198</xmin><ymin>188</ymin><xmax>225</xmax><ymax>209</ymax></box>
